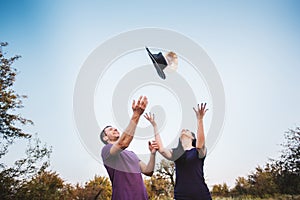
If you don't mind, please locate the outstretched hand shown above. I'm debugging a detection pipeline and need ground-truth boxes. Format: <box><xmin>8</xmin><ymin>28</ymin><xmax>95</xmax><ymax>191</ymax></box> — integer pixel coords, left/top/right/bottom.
<box><xmin>193</xmin><ymin>103</ymin><xmax>208</xmax><ymax>120</ymax></box>
<box><xmin>132</xmin><ymin>96</ymin><xmax>148</xmax><ymax>116</ymax></box>
<box><xmin>144</xmin><ymin>112</ymin><xmax>156</xmax><ymax>126</ymax></box>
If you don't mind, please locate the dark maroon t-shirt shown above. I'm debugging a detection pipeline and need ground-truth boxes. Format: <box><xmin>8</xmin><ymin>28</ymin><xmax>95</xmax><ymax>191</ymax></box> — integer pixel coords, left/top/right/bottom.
<box><xmin>174</xmin><ymin>148</ymin><xmax>212</xmax><ymax>200</ymax></box>
<box><xmin>101</xmin><ymin>144</ymin><xmax>148</xmax><ymax>200</ymax></box>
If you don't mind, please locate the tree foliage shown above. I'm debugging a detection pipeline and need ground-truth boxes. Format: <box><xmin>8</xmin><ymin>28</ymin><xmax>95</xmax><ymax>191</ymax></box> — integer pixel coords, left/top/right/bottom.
<box><xmin>212</xmin><ymin>183</ymin><xmax>230</xmax><ymax>197</ymax></box>
<box><xmin>72</xmin><ymin>175</ymin><xmax>112</xmax><ymax>200</ymax></box>
<box><xmin>247</xmin><ymin>165</ymin><xmax>279</xmax><ymax>197</ymax></box>
<box><xmin>0</xmin><ymin>42</ymin><xmax>32</xmax><ymax>157</ymax></box>
<box><xmin>213</xmin><ymin>126</ymin><xmax>300</xmax><ymax>198</ymax></box>
<box><xmin>273</xmin><ymin>127</ymin><xmax>300</xmax><ymax>195</ymax></box>
<box><xmin>155</xmin><ymin>159</ymin><xmax>175</xmax><ymax>187</ymax></box>
<box><xmin>0</xmin><ymin>43</ymin><xmax>52</xmax><ymax>199</ymax></box>
<box><xmin>16</xmin><ymin>171</ymin><xmax>65</xmax><ymax>200</ymax></box>
<box><xmin>145</xmin><ymin>174</ymin><xmax>174</xmax><ymax>200</ymax></box>
<box><xmin>280</xmin><ymin>127</ymin><xmax>300</xmax><ymax>174</ymax></box>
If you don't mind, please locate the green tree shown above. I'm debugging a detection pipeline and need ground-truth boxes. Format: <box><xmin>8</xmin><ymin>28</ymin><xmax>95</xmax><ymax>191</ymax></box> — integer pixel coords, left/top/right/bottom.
<box><xmin>0</xmin><ymin>169</ymin><xmax>19</xmax><ymax>199</ymax></box>
<box><xmin>231</xmin><ymin>176</ymin><xmax>250</xmax><ymax>196</ymax></box>
<box><xmin>145</xmin><ymin>174</ymin><xmax>173</xmax><ymax>200</ymax></box>
<box><xmin>0</xmin><ymin>42</ymin><xmax>51</xmax><ymax>199</ymax></box>
<box><xmin>156</xmin><ymin>159</ymin><xmax>175</xmax><ymax>187</ymax></box>
<box><xmin>0</xmin><ymin>136</ymin><xmax>51</xmax><ymax>199</ymax></box>
<box><xmin>230</xmin><ymin>127</ymin><xmax>300</xmax><ymax>197</ymax></box>
<box><xmin>16</xmin><ymin>171</ymin><xmax>65</xmax><ymax>200</ymax></box>
<box><xmin>72</xmin><ymin>175</ymin><xmax>112</xmax><ymax>200</ymax></box>
<box><xmin>247</xmin><ymin>165</ymin><xmax>278</xmax><ymax>197</ymax></box>
<box><xmin>280</xmin><ymin>127</ymin><xmax>300</xmax><ymax>174</ymax></box>
<box><xmin>211</xmin><ymin>183</ymin><xmax>229</xmax><ymax>197</ymax></box>
<box><xmin>273</xmin><ymin>127</ymin><xmax>300</xmax><ymax>195</ymax></box>
<box><xmin>0</xmin><ymin>42</ymin><xmax>32</xmax><ymax>157</ymax></box>
<box><xmin>85</xmin><ymin>175</ymin><xmax>111</xmax><ymax>200</ymax></box>
<box><xmin>144</xmin><ymin>159</ymin><xmax>175</xmax><ymax>200</ymax></box>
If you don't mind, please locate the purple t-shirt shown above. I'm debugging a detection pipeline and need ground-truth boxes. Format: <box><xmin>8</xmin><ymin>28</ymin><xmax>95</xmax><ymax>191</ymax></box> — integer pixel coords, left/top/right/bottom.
<box><xmin>101</xmin><ymin>144</ymin><xmax>148</xmax><ymax>200</ymax></box>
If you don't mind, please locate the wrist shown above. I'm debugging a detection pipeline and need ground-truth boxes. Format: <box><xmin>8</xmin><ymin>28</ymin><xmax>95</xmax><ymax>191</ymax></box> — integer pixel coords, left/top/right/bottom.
<box><xmin>132</xmin><ymin>113</ymin><xmax>141</xmax><ymax>120</ymax></box>
<box><xmin>198</xmin><ymin>118</ymin><xmax>204</xmax><ymax>122</ymax></box>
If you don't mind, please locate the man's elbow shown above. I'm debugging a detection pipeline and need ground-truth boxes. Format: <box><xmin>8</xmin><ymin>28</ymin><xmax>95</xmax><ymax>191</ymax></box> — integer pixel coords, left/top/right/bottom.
<box><xmin>118</xmin><ymin>135</ymin><xmax>134</xmax><ymax>150</ymax></box>
<box><xmin>143</xmin><ymin>171</ymin><xmax>154</xmax><ymax>177</ymax></box>
<box><xmin>117</xmin><ymin>140</ymin><xmax>129</xmax><ymax>150</ymax></box>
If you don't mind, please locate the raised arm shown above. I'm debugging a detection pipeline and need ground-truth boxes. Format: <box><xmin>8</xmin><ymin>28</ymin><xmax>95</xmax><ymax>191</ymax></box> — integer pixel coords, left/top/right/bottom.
<box><xmin>110</xmin><ymin>96</ymin><xmax>148</xmax><ymax>155</ymax></box>
<box><xmin>139</xmin><ymin>141</ymin><xmax>157</xmax><ymax>176</ymax></box>
<box><xmin>144</xmin><ymin>113</ymin><xmax>173</xmax><ymax>160</ymax></box>
<box><xmin>193</xmin><ymin>103</ymin><xmax>208</xmax><ymax>158</ymax></box>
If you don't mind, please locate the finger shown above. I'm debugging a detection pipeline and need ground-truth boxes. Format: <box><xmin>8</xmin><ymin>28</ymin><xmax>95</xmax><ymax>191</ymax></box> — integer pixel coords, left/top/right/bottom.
<box><xmin>151</xmin><ymin>142</ymin><xmax>158</xmax><ymax>147</ymax></box>
<box><xmin>132</xmin><ymin>100</ymin><xmax>135</xmax><ymax>108</ymax></box>
<box><xmin>202</xmin><ymin>102</ymin><xmax>207</xmax><ymax>110</ymax></box>
<box><xmin>140</xmin><ymin>96</ymin><xmax>146</xmax><ymax>108</ymax></box>
<box><xmin>198</xmin><ymin>103</ymin><xmax>200</xmax><ymax>111</ymax></box>
<box><xmin>143</xmin><ymin>97</ymin><xmax>148</xmax><ymax>108</ymax></box>
<box><xmin>144</xmin><ymin>96</ymin><xmax>148</xmax><ymax>102</ymax></box>
<box><xmin>193</xmin><ymin>107</ymin><xmax>197</xmax><ymax>114</ymax></box>
<box><xmin>138</xmin><ymin>96</ymin><xmax>144</xmax><ymax>106</ymax></box>
<box><xmin>151</xmin><ymin>142</ymin><xmax>158</xmax><ymax>146</ymax></box>
<box><xmin>139</xmin><ymin>96</ymin><xmax>144</xmax><ymax>105</ymax></box>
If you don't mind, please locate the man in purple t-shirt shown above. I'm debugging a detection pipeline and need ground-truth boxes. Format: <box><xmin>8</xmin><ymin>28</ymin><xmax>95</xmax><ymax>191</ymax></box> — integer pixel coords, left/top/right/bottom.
<box><xmin>100</xmin><ymin>96</ymin><xmax>158</xmax><ymax>200</ymax></box>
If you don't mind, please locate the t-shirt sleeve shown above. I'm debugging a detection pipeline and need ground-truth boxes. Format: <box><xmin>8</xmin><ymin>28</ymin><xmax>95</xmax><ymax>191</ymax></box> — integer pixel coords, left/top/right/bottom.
<box><xmin>101</xmin><ymin>144</ymin><xmax>113</xmax><ymax>161</ymax></box>
<box><xmin>197</xmin><ymin>145</ymin><xmax>207</xmax><ymax>159</ymax></box>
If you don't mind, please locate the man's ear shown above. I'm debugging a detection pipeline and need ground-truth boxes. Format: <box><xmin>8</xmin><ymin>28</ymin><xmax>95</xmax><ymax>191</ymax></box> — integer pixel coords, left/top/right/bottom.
<box><xmin>103</xmin><ymin>135</ymin><xmax>108</xmax><ymax>142</ymax></box>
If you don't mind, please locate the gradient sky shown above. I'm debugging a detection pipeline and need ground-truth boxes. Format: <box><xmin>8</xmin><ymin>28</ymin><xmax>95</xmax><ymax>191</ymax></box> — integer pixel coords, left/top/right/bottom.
<box><xmin>1</xmin><ymin>0</ymin><xmax>299</xmax><ymax>188</ymax></box>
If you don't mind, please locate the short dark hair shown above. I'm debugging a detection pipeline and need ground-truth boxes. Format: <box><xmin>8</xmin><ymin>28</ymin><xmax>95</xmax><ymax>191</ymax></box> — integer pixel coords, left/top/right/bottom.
<box><xmin>100</xmin><ymin>125</ymin><xmax>111</xmax><ymax>144</ymax></box>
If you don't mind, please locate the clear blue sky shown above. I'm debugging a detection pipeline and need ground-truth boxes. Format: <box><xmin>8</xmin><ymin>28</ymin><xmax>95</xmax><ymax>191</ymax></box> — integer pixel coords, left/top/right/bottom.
<box><xmin>1</xmin><ymin>0</ymin><xmax>299</xmax><ymax>188</ymax></box>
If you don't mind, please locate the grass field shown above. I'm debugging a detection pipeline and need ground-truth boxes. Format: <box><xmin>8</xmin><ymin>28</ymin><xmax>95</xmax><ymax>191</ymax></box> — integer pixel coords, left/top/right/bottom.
<box><xmin>212</xmin><ymin>195</ymin><xmax>300</xmax><ymax>200</ymax></box>
<box><xmin>149</xmin><ymin>195</ymin><xmax>300</xmax><ymax>200</ymax></box>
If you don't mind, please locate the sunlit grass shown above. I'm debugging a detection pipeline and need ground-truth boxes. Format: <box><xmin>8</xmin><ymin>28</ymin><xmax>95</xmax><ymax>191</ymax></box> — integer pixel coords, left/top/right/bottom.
<box><xmin>212</xmin><ymin>195</ymin><xmax>300</xmax><ymax>200</ymax></box>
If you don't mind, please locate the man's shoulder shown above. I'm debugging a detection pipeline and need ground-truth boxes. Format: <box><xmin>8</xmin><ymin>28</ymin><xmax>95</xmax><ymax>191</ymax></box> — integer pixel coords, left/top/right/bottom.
<box><xmin>102</xmin><ymin>143</ymin><xmax>112</xmax><ymax>149</ymax></box>
<box><xmin>101</xmin><ymin>144</ymin><xmax>113</xmax><ymax>158</ymax></box>
<box><xmin>102</xmin><ymin>143</ymin><xmax>112</xmax><ymax>150</ymax></box>
<box><xmin>101</xmin><ymin>144</ymin><xmax>139</xmax><ymax>159</ymax></box>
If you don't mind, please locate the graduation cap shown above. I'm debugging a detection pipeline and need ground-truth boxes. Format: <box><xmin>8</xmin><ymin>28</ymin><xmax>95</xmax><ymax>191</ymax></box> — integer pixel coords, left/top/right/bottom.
<box><xmin>146</xmin><ymin>47</ymin><xmax>167</xmax><ymax>79</ymax></box>
<box><xmin>145</xmin><ymin>47</ymin><xmax>178</xmax><ymax>79</ymax></box>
